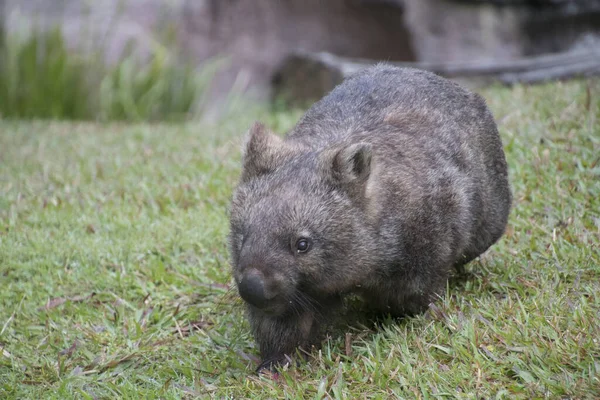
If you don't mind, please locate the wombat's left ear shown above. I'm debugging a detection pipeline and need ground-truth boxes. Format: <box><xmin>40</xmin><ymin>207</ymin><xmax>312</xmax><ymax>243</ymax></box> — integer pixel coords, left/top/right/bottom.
<box><xmin>241</xmin><ymin>122</ymin><xmax>295</xmax><ymax>181</ymax></box>
<box><xmin>321</xmin><ymin>142</ymin><xmax>372</xmax><ymax>186</ymax></box>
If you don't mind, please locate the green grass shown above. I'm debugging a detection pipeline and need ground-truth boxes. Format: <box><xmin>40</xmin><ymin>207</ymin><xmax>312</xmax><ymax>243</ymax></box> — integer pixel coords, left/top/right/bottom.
<box><xmin>1</xmin><ymin>80</ymin><xmax>599</xmax><ymax>399</ymax></box>
<box><xmin>0</xmin><ymin>27</ymin><xmax>216</xmax><ymax>121</ymax></box>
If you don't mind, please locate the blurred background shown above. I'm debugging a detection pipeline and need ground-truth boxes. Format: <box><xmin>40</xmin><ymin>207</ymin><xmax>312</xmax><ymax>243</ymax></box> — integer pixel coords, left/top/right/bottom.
<box><xmin>1</xmin><ymin>0</ymin><xmax>599</xmax><ymax>122</ymax></box>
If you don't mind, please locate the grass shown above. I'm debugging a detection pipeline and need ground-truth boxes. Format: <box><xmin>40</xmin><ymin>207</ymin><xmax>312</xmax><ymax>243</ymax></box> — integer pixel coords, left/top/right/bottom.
<box><xmin>0</xmin><ymin>79</ymin><xmax>599</xmax><ymax>399</ymax></box>
<box><xmin>0</xmin><ymin>27</ymin><xmax>216</xmax><ymax>121</ymax></box>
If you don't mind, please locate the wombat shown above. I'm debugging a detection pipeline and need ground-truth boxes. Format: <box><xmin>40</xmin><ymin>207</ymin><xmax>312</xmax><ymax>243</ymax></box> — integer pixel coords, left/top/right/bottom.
<box><xmin>228</xmin><ymin>65</ymin><xmax>511</xmax><ymax>372</ymax></box>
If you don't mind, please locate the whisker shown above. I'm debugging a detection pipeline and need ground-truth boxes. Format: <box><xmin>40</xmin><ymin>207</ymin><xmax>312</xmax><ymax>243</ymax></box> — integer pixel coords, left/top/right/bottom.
<box><xmin>289</xmin><ymin>293</ymin><xmax>303</xmax><ymax>317</ymax></box>
<box><xmin>293</xmin><ymin>290</ymin><xmax>323</xmax><ymax>319</ymax></box>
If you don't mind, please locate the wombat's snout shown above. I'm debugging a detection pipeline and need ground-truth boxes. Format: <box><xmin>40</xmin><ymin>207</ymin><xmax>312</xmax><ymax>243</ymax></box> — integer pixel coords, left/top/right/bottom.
<box><xmin>237</xmin><ymin>269</ymin><xmax>277</xmax><ymax>310</ymax></box>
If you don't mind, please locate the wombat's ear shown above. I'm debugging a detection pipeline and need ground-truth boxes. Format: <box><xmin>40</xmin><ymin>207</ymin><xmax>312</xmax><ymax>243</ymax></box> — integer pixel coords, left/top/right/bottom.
<box><xmin>321</xmin><ymin>142</ymin><xmax>372</xmax><ymax>185</ymax></box>
<box><xmin>241</xmin><ymin>122</ymin><xmax>293</xmax><ymax>182</ymax></box>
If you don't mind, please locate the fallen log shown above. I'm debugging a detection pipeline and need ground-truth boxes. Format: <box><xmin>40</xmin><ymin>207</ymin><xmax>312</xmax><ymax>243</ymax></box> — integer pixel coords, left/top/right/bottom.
<box><xmin>272</xmin><ymin>49</ymin><xmax>600</xmax><ymax>105</ymax></box>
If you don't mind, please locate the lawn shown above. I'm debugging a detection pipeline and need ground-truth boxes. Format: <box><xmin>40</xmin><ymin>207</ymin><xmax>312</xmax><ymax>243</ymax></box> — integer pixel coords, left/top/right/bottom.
<box><xmin>1</xmin><ymin>80</ymin><xmax>599</xmax><ymax>399</ymax></box>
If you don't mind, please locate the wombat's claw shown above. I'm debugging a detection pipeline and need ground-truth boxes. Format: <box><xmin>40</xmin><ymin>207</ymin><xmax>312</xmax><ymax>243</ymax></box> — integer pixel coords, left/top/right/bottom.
<box><xmin>256</xmin><ymin>355</ymin><xmax>290</xmax><ymax>374</ymax></box>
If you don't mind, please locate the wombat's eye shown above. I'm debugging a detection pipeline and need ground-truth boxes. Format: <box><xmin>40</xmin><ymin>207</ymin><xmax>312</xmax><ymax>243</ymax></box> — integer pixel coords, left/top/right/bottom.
<box><xmin>295</xmin><ymin>238</ymin><xmax>311</xmax><ymax>253</ymax></box>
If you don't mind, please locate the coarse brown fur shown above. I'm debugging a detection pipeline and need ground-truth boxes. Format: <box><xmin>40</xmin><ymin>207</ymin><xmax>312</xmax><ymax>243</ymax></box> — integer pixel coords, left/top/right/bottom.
<box><xmin>228</xmin><ymin>65</ymin><xmax>512</xmax><ymax>372</ymax></box>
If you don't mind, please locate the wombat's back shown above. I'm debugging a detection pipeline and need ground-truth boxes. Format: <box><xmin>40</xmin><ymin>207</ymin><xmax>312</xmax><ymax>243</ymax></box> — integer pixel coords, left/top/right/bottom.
<box><xmin>287</xmin><ymin>64</ymin><xmax>511</xmax><ymax>269</ymax></box>
<box><xmin>288</xmin><ymin>65</ymin><xmax>478</xmax><ymax>144</ymax></box>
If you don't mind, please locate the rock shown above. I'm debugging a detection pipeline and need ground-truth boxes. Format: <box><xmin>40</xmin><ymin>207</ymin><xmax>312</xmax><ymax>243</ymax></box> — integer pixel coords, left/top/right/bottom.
<box><xmin>403</xmin><ymin>0</ymin><xmax>600</xmax><ymax>63</ymax></box>
<box><xmin>272</xmin><ymin>48</ymin><xmax>600</xmax><ymax>106</ymax></box>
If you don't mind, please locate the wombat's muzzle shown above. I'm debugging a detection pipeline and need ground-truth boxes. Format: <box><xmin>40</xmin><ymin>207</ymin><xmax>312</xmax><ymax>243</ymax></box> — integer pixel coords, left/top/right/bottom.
<box><xmin>237</xmin><ymin>269</ymin><xmax>276</xmax><ymax>310</ymax></box>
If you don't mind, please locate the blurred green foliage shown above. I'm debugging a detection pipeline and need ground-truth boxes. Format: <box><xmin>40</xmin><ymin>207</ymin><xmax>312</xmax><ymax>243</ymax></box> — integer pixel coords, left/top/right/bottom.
<box><xmin>0</xmin><ymin>26</ymin><xmax>216</xmax><ymax>121</ymax></box>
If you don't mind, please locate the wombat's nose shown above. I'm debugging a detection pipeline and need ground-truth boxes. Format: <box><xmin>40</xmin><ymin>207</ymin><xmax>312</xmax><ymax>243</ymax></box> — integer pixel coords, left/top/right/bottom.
<box><xmin>238</xmin><ymin>270</ymin><xmax>272</xmax><ymax>309</ymax></box>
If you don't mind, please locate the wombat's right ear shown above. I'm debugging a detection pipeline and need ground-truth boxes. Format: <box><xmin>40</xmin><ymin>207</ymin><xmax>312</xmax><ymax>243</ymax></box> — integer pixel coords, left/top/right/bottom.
<box><xmin>240</xmin><ymin>122</ymin><xmax>291</xmax><ymax>182</ymax></box>
<box><xmin>320</xmin><ymin>142</ymin><xmax>373</xmax><ymax>186</ymax></box>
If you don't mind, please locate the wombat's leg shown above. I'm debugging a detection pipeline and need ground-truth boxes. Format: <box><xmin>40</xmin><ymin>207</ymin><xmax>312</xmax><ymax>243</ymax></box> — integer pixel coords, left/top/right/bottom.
<box><xmin>248</xmin><ymin>308</ymin><xmax>319</xmax><ymax>373</ymax></box>
<box><xmin>249</xmin><ymin>296</ymin><xmax>342</xmax><ymax>372</ymax></box>
<box><xmin>453</xmin><ymin>262</ymin><xmax>466</xmax><ymax>275</ymax></box>
<box><xmin>453</xmin><ymin>252</ymin><xmax>481</xmax><ymax>274</ymax></box>
<box><xmin>362</xmin><ymin>281</ymin><xmax>446</xmax><ymax>318</ymax></box>
<box><xmin>363</xmin><ymin>292</ymin><xmax>431</xmax><ymax>317</ymax></box>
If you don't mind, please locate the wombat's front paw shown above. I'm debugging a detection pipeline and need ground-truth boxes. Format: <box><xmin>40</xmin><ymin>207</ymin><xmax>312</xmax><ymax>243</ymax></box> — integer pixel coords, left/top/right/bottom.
<box><xmin>248</xmin><ymin>306</ymin><xmax>322</xmax><ymax>374</ymax></box>
<box><xmin>256</xmin><ymin>354</ymin><xmax>291</xmax><ymax>374</ymax></box>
